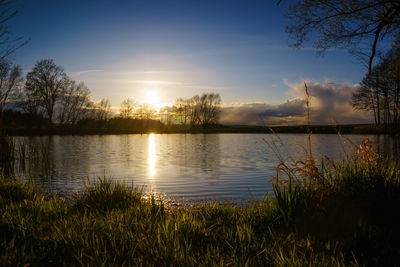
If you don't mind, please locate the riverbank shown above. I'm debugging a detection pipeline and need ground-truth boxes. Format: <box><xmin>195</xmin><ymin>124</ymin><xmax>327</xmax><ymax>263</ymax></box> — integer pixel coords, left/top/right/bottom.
<box><xmin>1</xmin><ymin>151</ymin><xmax>400</xmax><ymax>265</ymax></box>
<box><xmin>4</xmin><ymin>123</ymin><xmax>395</xmax><ymax>136</ymax></box>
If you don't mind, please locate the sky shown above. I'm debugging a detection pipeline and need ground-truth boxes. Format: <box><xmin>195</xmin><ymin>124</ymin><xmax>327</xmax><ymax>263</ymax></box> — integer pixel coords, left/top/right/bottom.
<box><xmin>8</xmin><ymin>0</ymin><xmax>371</xmax><ymax>125</ymax></box>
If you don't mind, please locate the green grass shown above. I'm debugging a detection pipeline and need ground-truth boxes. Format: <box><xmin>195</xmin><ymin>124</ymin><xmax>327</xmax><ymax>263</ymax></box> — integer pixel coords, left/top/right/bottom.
<box><xmin>1</xmin><ymin>155</ymin><xmax>400</xmax><ymax>266</ymax></box>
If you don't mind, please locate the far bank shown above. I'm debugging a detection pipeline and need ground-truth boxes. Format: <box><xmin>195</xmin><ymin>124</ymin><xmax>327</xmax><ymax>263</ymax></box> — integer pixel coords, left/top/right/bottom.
<box><xmin>4</xmin><ymin>123</ymin><xmax>395</xmax><ymax>136</ymax></box>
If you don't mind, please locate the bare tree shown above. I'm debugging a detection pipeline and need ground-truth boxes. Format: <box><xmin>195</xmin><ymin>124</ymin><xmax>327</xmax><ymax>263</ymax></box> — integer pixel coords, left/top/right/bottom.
<box><xmin>175</xmin><ymin>97</ymin><xmax>193</xmax><ymax>126</ymax></box>
<box><xmin>159</xmin><ymin>108</ymin><xmax>174</xmax><ymax>126</ymax></box>
<box><xmin>0</xmin><ymin>59</ymin><xmax>22</xmax><ymax>114</ymax></box>
<box><xmin>25</xmin><ymin>59</ymin><xmax>69</xmax><ymax>123</ymax></box>
<box><xmin>57</xmin><ymin>80</ymin><xmax>91</xmax><ymax>125</ymax></box>
<box><xmin>92</xmin><ymin>98</ymin><xmax>112</xmax><ymax>121</ymax></box>
<box><xmin>19</xmin><ymin>93</ymin><xmax>42</xmax><ymax>118</ymax></box>
<box><xmin>135</xmin><ymin>103</ymin><xmax>156</xmax><ymax>120</ymax></box>
<box><xmin>352</xmin><ymin>41</ymin><xmax>400</xmax><ymax>128</ymax></box>
<box><xmin>119</xmin><ymin>98</ymin><xmax>136</xmax><ymax>119</ymax></box>
<box><xmin>0</xmin><ymin>0</ymin><xmax>29</xmax><ymax>60</ymax></box>
<box><xmin>0</xmin><ymin>0</ymin><xmax>29</xmax><ymax>174</ymax></box>
<box><xmin>352</xmin><ymin>78</ymin><xmax>379</xmax><ymax>123</ymax></box>
<box><xmin>191</xmin><ymin>93</ymin><xmax>222</xmax><ymax>127</ymax></box>
<box><xmin>285</xmin><ymin>0</ymin><xmax>400</xmax><ymax>74</ymax></box>
<box><xmin>0</xmin><ymin>1</ymin><xmax>27</xmax><ymax>117</ymax></box>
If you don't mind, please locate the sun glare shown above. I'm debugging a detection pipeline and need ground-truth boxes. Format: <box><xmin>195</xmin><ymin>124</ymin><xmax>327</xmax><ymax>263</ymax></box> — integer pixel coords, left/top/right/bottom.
<box><xmin>144</xmin><ymin>91</ymin><xmax>160</xmax><ymax>106</ymax></box>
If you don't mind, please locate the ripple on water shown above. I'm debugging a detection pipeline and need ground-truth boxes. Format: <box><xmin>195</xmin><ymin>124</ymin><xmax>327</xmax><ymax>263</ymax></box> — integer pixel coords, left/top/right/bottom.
<box><xmin>13</xmin><ymin>133</ymin><xmax>395</xmax><ymax>202</ymax></box>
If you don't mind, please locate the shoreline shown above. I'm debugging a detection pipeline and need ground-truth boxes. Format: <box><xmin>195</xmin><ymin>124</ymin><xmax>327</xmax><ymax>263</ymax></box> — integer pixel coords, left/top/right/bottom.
<box><xmin>5</xmin><ymin>123</ymin><xmax>397</xmax><ymax>136</ymax></box>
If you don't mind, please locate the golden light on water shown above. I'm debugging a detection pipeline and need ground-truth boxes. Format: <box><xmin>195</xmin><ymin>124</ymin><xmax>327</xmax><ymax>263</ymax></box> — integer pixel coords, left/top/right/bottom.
<box><xmin>148</xmin><ymin>133</ymin><xmax>156</xmax><ymax>177</ymax></box>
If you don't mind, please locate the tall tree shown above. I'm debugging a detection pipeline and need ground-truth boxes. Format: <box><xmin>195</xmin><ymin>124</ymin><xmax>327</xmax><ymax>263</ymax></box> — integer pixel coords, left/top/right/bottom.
<box><xmin>285</xmin><ymin>0</ymin><xmax>400</xmax><ymax>73</ymax></box>
<box><xmin>135</xmin><ymin>103</ymin><xmax>156</xmax><ymax>120</ymax></box>
<box><xmin>18</xmin><ymin>92</ymin><xmax>42</xmax><ymax>119</ymax></box>
<box><xmin>0</xmin><ymin>0</ymin><xmax>28</xmax><ymax>175</ymax></box>
<box><xmin>175</xmin><ymin>97</ymin><xmax>193</xmax><ymax>126</ymax></box>
<box><xmin>352</xmin><ymin>41</ymin><xmax>400</xmax><ymax>128</ymax></box>
<box><xmin>191</xmin><ymin>93</ymin><xmax>222</xmax><ymax>127</ymax></box>
<box><xmin>57</xmin><ymin>80</ymin><xmax>91</xmax><ymax>125</ymax></box>
<box><xmin>92</xmin><ymin>98</ymin><xmax>112</xmax><ymax>121</ymax></box>
<box><xmin>25</xmin><ymin>59</ymin><xmax>69</xmax><ymax>123</ymax></box>
<box><xmin>0</xmin><ymin>59</ymin><xmax>22</xmax><ymax>114</ymax></box>
<box><xmin>119</xmin><ymin>98</ymin><xmax>136</xmax><ymax>119</ymax></box>
<box><xmin>352</xmin><ymin>74</ymin><xmax>380</xmax><ymax>124</ymax></box>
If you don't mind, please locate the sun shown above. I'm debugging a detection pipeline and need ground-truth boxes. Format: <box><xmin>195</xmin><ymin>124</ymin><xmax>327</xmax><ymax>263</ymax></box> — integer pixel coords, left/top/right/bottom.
<box><xmin>144</xmin><ymin>90</ymin><xmax>160</xmax><ymax>106</ymax></box>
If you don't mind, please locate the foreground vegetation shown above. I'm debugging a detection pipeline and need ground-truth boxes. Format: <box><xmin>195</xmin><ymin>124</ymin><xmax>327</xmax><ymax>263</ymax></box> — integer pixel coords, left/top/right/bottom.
<box><xmin>1</xmin><ymin>143</ymin><xmax>400</xmax><ymax>266</ymax></box>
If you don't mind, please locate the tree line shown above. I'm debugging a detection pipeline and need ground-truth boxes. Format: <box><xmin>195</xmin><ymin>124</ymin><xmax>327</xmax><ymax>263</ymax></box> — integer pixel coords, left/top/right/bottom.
<box><xmin>0</xmin><ymin>59</ymin><xmax>222</xmax><ymax>133</ymax></box>
<box><xmin>119</xmin><ymin>93</ymin><xmax>221</xmax><ymax>128</ymax></box>
<box><xmin>0</xmin><ymin>59</ymin><xmax>112</xmax><ymax>126</ymax></box>
<box><xmin>352</xmin><ymin>41</ymin><xmax>400</xmax><ymax>129</ymax></box>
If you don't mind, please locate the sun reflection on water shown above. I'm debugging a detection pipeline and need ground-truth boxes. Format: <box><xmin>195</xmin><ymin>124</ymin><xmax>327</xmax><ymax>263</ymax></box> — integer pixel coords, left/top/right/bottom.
<box><xmin>148</xmin><ymin>133</ymin><xmax>156</xmax><ymax>177</ymax></box>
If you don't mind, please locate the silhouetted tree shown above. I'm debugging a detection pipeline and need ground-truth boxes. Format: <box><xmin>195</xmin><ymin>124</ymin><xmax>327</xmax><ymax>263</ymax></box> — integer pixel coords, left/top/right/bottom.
<box><xmin>0</xmin><ymin>0</ymin><xmax>28</xmax><ymax>175</ymax></box>
<box><xmin>119</xmin><ymin>98</ymin><xmax>136</xmax><ymax>119</ymax></box>
<box><xmin>57</xmin><ymin>80</ymin><xmax>92</xmax><ymax>125</ymax></box>
<box><xmin>135</xmin><ymin>103</ymin><xmax>156</xmax><ymax>120</ymax></box>
<box><xmin>175</xmin><ymin>97</ymin><xmax>193</xmax><ymax>126</ymax></box>
<box><xmin>159</xmin><ymin>109</ymin><xmax>174</xmax><ymax>126</ymax></box>
<box><xmin>0</xmin><ymin>59</ymin><xmax>22</xmax><ymax>115</ymax></box>
<box><xmin>92</xmin><ymin>98</ymin><xmax>112</xmax><ymax>121</ymax></box>
<box><xmin>25</xmin><ymin>59</ymin><xmax>69</xmax><ymax>123</ymax></box>
<box><xmin>191</xmin><ymin>93</ymin><xmax>222</xmax><ymax>127</ymax></box>
<box><xmin>352</xmin><ymin>76</ymin><xmax>379</xmax><ymax>123</ymax></box>
<box><xmin>352</xmin><ymin>40</ymin><xmax>400</xmax><ymax>128</ymax></box>
<box><xmin>172</xmin><ymin>93</ymin><xmax>222</xmax><ymax>129</ymax></box>
<box><xmin>18</xmin><ymin>92</ymin><xmax>43</xmax><ymax>119</ymax></box>
<box><xmin>285</xmin><ymin>0</ymin><xmax>400</xmax><ymax>73</ymax></box>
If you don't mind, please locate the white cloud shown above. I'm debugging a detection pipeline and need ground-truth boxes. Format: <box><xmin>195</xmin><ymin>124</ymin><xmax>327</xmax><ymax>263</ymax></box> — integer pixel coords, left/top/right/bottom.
<box><xmin>220</xmin><ymin>80</ymin><xmax>372</xmax><ymax>126</ymax></box>
<box><xmin>286</xmin><ymin>80</ymin><xmax>371</xmax><ymax>124</ymax></box>
<box><xmin>69</xmin><ymin>69</ymin><xmax>103</xmax><ymax>77</ymax></box>
<box><xmin>220</xmin><ymin>99</ymin><xmax>305</xmax><ymax>125</ymax></box>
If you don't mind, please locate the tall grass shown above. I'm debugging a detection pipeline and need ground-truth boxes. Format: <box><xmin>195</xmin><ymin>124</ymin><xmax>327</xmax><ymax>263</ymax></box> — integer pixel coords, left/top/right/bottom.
<box><xmin>1</xmin><ymin>149</ymin><xmax>400</xmax><ymax>266</ymax></box>
<box><xmin>11</xmin><ymin>137</ymin><xmax>53</xmax><ymax>176</ymax></box>
<box><xmin>263</xmin><ymin>83</ymin><xmax>400</xmax><ymax>265</ymax></box>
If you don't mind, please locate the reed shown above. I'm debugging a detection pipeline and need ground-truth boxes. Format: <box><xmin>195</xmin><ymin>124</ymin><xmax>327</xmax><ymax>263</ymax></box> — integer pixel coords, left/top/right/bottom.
<box><xmin>11</xmin><ymin>137</ymin><xmax>52</xmax><ymax>174</ymax></box>
<box><xmin>16</xmin><ymin>139</ymin><xmax>26</xmax><ymax>168</ymax></box>
<box><xmin>1</xmin><ymin>149</ymin><xmax>400</xmax><ymax>266</ymax></box>
<box><xmin>0</xmin><ymin>129</ymin><xmax>14</xmax><ymax>176</ymax></box>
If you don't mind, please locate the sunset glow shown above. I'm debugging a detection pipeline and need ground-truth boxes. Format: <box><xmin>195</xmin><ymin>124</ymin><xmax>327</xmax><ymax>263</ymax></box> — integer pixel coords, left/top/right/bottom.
<box><xmin>143</xmin><ymin>91</ymin><xmax>160</xmax><ymax>107</ymax></box>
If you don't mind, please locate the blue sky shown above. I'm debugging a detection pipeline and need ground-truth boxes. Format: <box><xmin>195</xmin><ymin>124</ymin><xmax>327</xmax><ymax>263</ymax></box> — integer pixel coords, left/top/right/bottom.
<box><xmin>9</xmin><ymin>0</ymin><xmax>365</xmax><ymax>110</ymax></box>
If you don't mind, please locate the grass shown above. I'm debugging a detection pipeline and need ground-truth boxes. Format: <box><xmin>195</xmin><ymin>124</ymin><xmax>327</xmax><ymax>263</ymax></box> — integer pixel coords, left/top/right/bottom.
<box><xmin>1</xmin><ymin>148</ymin><xmax>400</xmax><ymax>266</ymax></box>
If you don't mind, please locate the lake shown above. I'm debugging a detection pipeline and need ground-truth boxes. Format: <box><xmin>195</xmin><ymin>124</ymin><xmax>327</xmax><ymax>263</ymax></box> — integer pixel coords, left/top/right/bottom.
<box><xmin>13</xmin><ymin>134</ymin><xmax>399</xmax><ymax>202</ymax></box>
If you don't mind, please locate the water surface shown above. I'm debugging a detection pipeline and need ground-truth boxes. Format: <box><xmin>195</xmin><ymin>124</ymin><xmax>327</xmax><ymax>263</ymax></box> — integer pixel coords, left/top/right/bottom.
<box><xmin>13</xmin><ymin>134</ymin><xmax>398</xmax><ymax>201</ymax></box>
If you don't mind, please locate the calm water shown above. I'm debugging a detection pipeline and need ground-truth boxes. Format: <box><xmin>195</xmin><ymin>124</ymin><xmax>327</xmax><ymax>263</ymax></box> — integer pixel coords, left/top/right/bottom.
<box><xmin>13</xmin><ymin>134</ymin><xmax>399</xmax><ymax>202</ymax></box>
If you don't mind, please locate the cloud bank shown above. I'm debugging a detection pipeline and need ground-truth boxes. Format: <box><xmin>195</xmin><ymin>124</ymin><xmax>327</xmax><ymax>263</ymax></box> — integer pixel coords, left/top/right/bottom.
<box><xmin>220</xmin><ymin>80</ymin><xmax>372</xmax><ymax>126</ymax></box>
